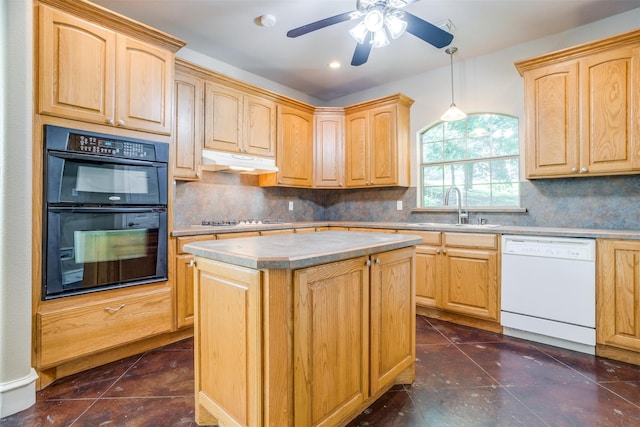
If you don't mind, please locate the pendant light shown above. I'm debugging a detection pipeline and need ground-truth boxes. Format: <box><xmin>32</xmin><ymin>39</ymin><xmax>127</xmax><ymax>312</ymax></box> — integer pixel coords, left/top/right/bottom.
<box><xmin>440</xmin><ymin>47</ymin><xmax>467</xmax><ymax>122</ymax></box>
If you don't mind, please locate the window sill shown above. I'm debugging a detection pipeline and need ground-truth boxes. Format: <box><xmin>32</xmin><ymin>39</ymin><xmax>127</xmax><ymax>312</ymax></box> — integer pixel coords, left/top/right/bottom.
<box><xmin>411</xmin><ymin>207</ymin><xmax>528</xmax><ymax>214</ymax></box>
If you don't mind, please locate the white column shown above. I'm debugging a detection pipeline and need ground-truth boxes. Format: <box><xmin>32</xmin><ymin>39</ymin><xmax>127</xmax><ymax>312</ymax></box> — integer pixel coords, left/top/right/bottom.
<box><xmin>0</xmin><ymin>0</ymin><xmax>37</xmax><ymax>418</ymax></box>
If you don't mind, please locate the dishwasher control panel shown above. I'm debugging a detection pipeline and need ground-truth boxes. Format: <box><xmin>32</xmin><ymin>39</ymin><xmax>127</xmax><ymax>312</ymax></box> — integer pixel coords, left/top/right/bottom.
<box><xmin>502</xmin><ymin>235</ymin><xmax>595</xmax><ymax>261</ymax></box>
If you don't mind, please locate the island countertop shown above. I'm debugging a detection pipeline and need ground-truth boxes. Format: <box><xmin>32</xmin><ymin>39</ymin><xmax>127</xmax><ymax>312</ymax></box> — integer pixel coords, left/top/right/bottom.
<box><xmin>183</xmin><ymin>230</ymin><xmax>423</xmax><ymax>269</ymax></box>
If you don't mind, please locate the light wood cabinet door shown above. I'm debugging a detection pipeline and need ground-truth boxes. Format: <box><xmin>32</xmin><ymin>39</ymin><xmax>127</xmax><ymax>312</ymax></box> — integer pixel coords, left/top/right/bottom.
<box><xmin>38</xmin><ymin>5</ymin><xmax>116</xmax><ymax>125</ymax></box>
<box><xmin>369</xmin><ymin>105</ymin><xmax>398</xmax><ymax>186</ymax></box>
<box><xmin>173</xmin><ymin>70</ymin><xmax>203</xmax><ymax>180</ymax></box>
<box><xmin>415</xmin><ymin>244</ymin><xmax>441</xmax><ymax>308</ymax></box>
<box><xmin>596</xmin><ymin>239</ymin><xmax>640</xmax><ymax>353</ymax></box>
<box><xmin>276</xmin><ymin>104</ymin><xmax>314</xmax><ymax>187</ymax></box>
<box><xmin>523</xmin><ymin>61</ymin><xmax>580</xmax><ymax>178</ymax></box>
<box><xmin>369</xmin><ymin>248</ymin><xmax>415</xmax><ymax>394</ymax></box>
<box><xmin>441</xmin><ymin>247</ymin><xmax>499</xmax><ymax>321</ymax></box>
<box><xmin>244</xmin><ymin>94</ymin><xmax>276</xmax><ymax>157</ymax></box>
<box><xmin>38</xmin><ymin>5</ymin><xmax>174</xmax><ymax>134</ymax></box>
<box><xmin>204</xmin><ymin>82</ymin><xmax>243</xmax><ymax>152</ymax></box>
<box><xmin>294</xmin><ymin>257</ymin><xmax>370</xmax><ymax>427</ymax></box>
<box><xmin>175</xmin><ymin>254</ymin><xmax>195</xmax><ymax>328</ymax></box>
<box><xmin>580</xmin><ymin>46</ymin><xmax>640</xmax><ymax>175</ymax></box>
<box><xmin>314</xmin><ymin>111</ymin><xmax>345</xmax><ymax>188</ymax></box>
<box><xmin>345</xmin><ymin>111</ymin><xmax>369</xmax><ymax>187</ymax></box>
<box><xmin>194</xmin><ymin>258</ymin><xmax>262</xmax><ymax>427</ymax></box>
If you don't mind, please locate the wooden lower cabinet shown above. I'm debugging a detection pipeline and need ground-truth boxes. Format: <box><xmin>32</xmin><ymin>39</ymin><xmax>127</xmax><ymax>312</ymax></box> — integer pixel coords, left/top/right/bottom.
<box><xmin>399</xmin><ymin>231</ymin><xmax>500</xmax><ymax>331</ymax></box>
<box><xmin>193</xmin><ymin>246</ymin><xmax>415</xmax><ymax>427</ymax></box>
<box><xmin>596</xmin><ymin>239</ymin><xmax>640</xmax><ymax>364</ymax></box>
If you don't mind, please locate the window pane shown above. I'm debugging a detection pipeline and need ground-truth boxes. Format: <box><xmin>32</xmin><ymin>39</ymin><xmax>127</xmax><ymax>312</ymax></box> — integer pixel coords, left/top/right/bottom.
<box><xmin>418</xmin><ymin>113</ymin><xmax>520</xmax><ymax>208</ymax></box>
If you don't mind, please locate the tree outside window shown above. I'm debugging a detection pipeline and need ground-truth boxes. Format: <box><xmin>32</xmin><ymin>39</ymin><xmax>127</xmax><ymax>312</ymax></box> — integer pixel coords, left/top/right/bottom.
<box><xmin>420</xmin><ymin>113</ymin><xmax>520</xmax><ymax>208</ymax></box>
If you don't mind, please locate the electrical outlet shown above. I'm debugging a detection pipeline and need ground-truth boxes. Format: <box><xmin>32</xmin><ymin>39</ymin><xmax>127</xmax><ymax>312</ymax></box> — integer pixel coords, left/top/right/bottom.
<box><xmin>396</xmin><ymin>200</ymin><xmax>403</xmax><ymax>211</ymax></box>
<box><xmin>288</xmin><ymin>201</ymin><xmax>294</xmax><ymax>211</ymax></box>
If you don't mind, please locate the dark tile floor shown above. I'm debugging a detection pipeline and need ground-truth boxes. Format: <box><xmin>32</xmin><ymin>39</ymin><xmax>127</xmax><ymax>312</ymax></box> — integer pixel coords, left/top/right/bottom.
<box><xmin>3</xmin><ymin>316</ymin><xmax>640</xmax><ymax>426</ymax></box>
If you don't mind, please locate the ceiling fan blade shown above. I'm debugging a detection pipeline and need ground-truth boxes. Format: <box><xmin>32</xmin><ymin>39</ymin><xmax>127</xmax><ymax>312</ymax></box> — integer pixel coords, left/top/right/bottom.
<box><xmin>287</xmin><ymin>11</ymin><xmax>356</xmax><ymax>38</ymax></box>
<box><xmin>351</xmin><ymin>33</ymin><xmax>373</xmax><ymax>66</ymax></box>
<box><xmin>404</xmin><ymin>12</ymin><xmax>453</xmax><ymax>48</ymax></box>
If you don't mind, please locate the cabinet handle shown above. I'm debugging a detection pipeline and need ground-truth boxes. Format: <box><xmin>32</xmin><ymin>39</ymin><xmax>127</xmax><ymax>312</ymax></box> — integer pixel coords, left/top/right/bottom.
<box><xmin>580</xmin><ymin>167</ymin><xmax>588</xmax><ymax>173</ymax></box>
<box><xmin>365</xmin><ymin>259</ymin><xmax>372</xmax><ymax>267</ymax></box>
<box><xmin>104</xmin><ymin>304</ymin><xmax>125</xmax><ymax>313</ymax></box>
<box><xmin>571</xmin><ymin>167</ymin><xmax>578</xmax><ymax>173</ymax></box>
<box><xmin>117</xmin><ymin>119</ymin><xmax>125</xmax><ymax>127</ymax></box>
<box><xmin>436</xmin><ymin>249</ymin><xmax>441</xmax><ymax>254</ymax></box>
<box><xmin>442</xmin><ymin>249</ymin><xmax>447</xmax><ymax>255</ymax></box>
<box><xmin>339</xmin><ymin>182</ymin><xmax>344</xmax><ymax>187</ymax></box>
<box><xmin>189</xmin><ymin>259</ymin><xmax>196</xmax><ymax>267</ymax></box>
<box><xmin>106</xmin><ymin>118</ymin><xmax>114</xmax><ymax>125</ymax></box>
<box><xmin>375</xmin><ymin>258</ymin><xmax>380</xmax><ymax>264</ymax></box>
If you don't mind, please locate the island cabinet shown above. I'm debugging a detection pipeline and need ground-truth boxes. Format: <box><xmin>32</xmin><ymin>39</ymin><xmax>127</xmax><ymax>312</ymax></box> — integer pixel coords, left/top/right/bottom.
<box><xmin>203</xmin><ymin>82</ymin><xmax>276</xmax><ymax>157</ymax></box>
<box><xmin>398</xmin><ymin>230</ymin><xmax>500</xmax><ymax>332</ymax></box>
<box><xmin>596</xmin><ymin>239</ymin><xmax>640</xmax><ymax>365</ymax></box>
<box><xmin>515</xmin><ymin>29</ymin><xmax>640</xmax><ymax>179</ymax></box>
<box><xmin>185</xmin><ymin>231</ymin><xmax>419</xmax><ymax>427</ymax></box>
<box><xmin>37</xmin><ymin>2</ymin><xmax>183</xmax><ymax>135</ymax></box>
<box><xmin>344</xmin><ymin>94</ymin><xmax>413</xmax><ymax>188</ymax></box>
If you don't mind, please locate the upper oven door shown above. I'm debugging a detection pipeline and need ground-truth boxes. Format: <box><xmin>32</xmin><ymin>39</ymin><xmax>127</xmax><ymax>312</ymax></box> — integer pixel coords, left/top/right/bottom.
<box><xmin>46</xmin><ymin>151</ymin><xmax>168</xmax><ymax>206</ymax></box>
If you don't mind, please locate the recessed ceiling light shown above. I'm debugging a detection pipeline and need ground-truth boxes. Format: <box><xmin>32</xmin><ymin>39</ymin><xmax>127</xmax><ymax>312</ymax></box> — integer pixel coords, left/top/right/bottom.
<box><xmin>258</xmin><ymin>14</ymin><xmax>276</xmax><ymax>27</ymax></box>
<box><xmin>329</xmin><ymin>61</ymin><xmax>341</xmax><ymax>69</ymax></box>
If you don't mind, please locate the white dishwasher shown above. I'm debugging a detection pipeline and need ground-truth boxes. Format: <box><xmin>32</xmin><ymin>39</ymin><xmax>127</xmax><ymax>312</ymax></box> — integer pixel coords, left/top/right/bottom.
<box><xmin>501</xmin><ymin>235</ymin><xmax>596</xmax><ymax>354</ymax></box>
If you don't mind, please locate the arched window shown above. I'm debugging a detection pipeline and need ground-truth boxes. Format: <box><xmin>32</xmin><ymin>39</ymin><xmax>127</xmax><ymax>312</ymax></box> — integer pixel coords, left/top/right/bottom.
<box><xmin>419</xmin><ymin>113</ymin><xmax>520</xmax><ymax>208</ymax></box>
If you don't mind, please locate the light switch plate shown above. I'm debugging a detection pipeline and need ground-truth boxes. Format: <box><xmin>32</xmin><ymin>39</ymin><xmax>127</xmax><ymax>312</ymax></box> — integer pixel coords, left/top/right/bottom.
<box><xmin>288</xmin><ymin>201</ymin><xmax>294</xmax><ymax>211</ymax></box>
<box><xmin>396</xmin><ymin>201</ymin><xmax>403</xmax><ymax>210</ymax></box>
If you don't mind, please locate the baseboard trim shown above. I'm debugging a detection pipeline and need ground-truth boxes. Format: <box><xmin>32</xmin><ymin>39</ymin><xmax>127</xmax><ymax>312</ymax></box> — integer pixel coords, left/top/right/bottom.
<box><xmin>0</xmin><ymin>368</ymin><xmax>38</xmax><ymax>418</ymax></box>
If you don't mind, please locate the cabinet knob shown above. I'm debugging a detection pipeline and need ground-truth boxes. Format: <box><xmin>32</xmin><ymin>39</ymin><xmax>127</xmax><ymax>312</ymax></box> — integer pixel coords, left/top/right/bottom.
<box><xmin>442</xmin><ymin>249</ymin><xmax>447</xmax><ymax>255</ymax></box>
<box><xmin>339</xmin><ymin>182</ymin><xmax>344</xmax><ymax>187</ymax></box>
<box><xmin>365</xmin><ymin>259</ymin><xmax>372</xmax><ymax>267</ymax></box>
<box><xmin>580</xmin><ymin>167</ymin><xmax>588</xmax><ymax>173</ymax></box>
<box><xmin>117</xmin><ymin>119</ymin><xmax>125</xmax><ymax>127</ymax></box>
<box><xmin>571</xmin><ymin>167</ymin><xmax>578</xmax><ymax>173</ymax></box>
<box><xmin>375</xmin><ymin>258</ymin><xmax>381</xmax><ymax>264</ymax></box>
<box><xmin>436</xmin><ymin>249</ymin><xmax>440</xmax><ymax>254</ymax></box>
<box><xmin>189</xmin><ymin>259</ymin><xmax>196</xmax><ymax>267</ymax></box>
<box><xmin>106</xmin><ymin>118</ymin><xmax>114</xmax><ymax>125</ymax></box>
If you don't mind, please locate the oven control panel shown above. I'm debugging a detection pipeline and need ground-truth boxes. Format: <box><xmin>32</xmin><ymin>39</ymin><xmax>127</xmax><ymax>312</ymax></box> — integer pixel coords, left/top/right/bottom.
<box><xmin>67</xmin><ymin>133</ymin><xmax>157</xmax><ymax>160</ymax></box>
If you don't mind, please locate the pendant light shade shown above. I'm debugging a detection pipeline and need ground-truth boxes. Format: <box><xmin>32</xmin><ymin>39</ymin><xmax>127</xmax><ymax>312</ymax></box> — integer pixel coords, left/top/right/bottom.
<box><xmin>441</xmin><ymin>47</ymin><xmax>466</xmax><ymax>122</ymax></box>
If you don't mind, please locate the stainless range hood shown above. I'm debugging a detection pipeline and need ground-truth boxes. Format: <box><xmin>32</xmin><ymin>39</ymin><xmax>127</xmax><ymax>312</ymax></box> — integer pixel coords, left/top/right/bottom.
<box><xmin>201</xmin><ymin>149</ymin><xmax>278</xmax><ymax>174</ymax></box>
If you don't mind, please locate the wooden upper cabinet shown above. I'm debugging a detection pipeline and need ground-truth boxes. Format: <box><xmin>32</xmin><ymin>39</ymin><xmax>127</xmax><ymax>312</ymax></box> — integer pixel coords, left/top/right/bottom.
<box><xmin>516</xmin><ymin>29</ymin><xmax>640</xmax><ymax>178</ymax></box>
<box><xmin>272</xmin><ymin>104</ymin><xmax>314</xmax><ymax>187</ymax></box>
<box><xmin>344</xmin><ymin>94</ymin><xmax>412</xmax><ymax>188</ymax></box>
<box><xmin>314</xmin><ymin>109</ymin><xmax>345</xmax><ymax>188</ymax></box>
<box><xmin>204</xmin><ymin>82</ymin><xmax>276</xmax><ymax>157</ymax></box>
<box><xmin>38</xmin><ymin>4</ymin><xmax>176</xmax><ymax>135</ymax></box>
<box><xmin>173</xmin><ymin>68</ymin><xmax>203</xmax><ymax>180</ymax></box>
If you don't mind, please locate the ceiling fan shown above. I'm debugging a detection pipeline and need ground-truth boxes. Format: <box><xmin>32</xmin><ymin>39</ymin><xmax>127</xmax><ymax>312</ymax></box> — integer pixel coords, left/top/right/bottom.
<box><xmin>286</xmin><ymin>0</ymin><xmax>454</xmax><ymax>66</ymax></box>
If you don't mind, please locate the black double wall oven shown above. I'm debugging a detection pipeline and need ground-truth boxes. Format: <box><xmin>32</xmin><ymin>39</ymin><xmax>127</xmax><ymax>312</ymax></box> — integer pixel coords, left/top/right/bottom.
<box><xmin>43</xmin><ymin>125</ymin><xmax>169</xmax><ymax>299</ymax></box>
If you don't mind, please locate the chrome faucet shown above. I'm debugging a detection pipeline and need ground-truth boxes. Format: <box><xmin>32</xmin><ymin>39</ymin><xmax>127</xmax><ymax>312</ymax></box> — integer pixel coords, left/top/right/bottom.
<box><xmin>445</xmin><ymin>186</ymin><xmax>468</xmax><ymax>225</ymax></box>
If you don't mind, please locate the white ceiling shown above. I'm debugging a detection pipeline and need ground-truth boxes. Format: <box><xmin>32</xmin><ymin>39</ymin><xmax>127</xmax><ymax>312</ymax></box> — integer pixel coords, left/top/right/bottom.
<box><xmin>92</xmin><ymin>0</ymin><xmax>640</xmax><ymax>101</ymax></box>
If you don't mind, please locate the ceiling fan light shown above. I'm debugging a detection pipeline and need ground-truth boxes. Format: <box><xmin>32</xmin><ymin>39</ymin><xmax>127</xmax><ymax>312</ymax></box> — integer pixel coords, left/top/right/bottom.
<box><xmin>349</xmin><ymin>21</ymin><xmax>369</xmax><ymax>44</ymax></box>
<box><xmin>385</xmin><ymin>12</ymin><xmax>407</xmax><ymax>39</ymax></box>
<box><xmin>388</xmin><ymin>0</ymin><xmax>409</xmax><ymax>8</ymax></box>
<box><xmin>441</xmin><ymin>104</ymin><xmax>467</xmax><ymax>122</ymax></box>
<box><xmin>371</xmin><ymin>28</ymin><xmax>390</xmax><ymax>48</ymax></box>
<box><xmin>364</xmin><ymin>9</ymin><xmax>384</xmax><ymax>32</ymax></box>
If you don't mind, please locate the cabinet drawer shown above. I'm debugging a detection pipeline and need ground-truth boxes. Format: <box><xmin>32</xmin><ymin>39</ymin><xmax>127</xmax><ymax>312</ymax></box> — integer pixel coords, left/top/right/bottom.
<box><xmin>38</xmin><ymin>285</ymin><xmax>172</xmax><ymax>367</ymax></box>
<box><xmin>397</xmin><ymin>230</ymin><xmax>441</xmax><ymax>246</ymax></box>
<box><xmin>444</xmin><ymin>232</ymin><xmax>498</xmax><ymax>249</ymax></box>
<box><xmin>177</xmin><ymin>234</ymin><xmax>216</xmax><ymax>253</ymax></box>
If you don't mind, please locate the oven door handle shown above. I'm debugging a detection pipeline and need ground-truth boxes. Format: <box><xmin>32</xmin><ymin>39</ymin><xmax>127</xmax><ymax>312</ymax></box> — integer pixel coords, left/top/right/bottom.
<box><xmin>47</xmin><ymin>150</ymin><xmax>164</xmax><ymax>167</ymax></box>
<box><xmin>47</xmin><ymin>206</ymin><xmax>166</xmax><ymax>213</ymax></box>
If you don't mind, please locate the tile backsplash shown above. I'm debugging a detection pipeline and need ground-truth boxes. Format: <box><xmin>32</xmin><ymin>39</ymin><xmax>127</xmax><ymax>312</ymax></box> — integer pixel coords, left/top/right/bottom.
<box><xmin>174</xmin><ymin>172</ymin><xmax>640</xmax><ymax>231</ymax></box>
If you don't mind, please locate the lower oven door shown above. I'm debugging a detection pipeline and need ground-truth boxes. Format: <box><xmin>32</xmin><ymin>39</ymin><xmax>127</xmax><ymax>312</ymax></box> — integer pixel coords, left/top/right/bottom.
<box><xmin>44</xmin><ymin>207</ymin><xmax>167</xmax><ymax>299</ymax></box>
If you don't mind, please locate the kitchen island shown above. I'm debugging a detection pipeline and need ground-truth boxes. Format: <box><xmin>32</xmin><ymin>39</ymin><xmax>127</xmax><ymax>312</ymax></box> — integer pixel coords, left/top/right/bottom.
<box><xmin>184</xmin><ymin>231</ymin><xmax>421</xmax><ymax>427</ymax></box>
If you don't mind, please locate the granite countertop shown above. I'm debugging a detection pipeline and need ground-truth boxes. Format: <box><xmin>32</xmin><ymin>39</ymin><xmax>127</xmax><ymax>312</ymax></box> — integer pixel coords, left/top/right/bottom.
<box><xmin>173</xmin><ymin>221</ymin><xmax>640</xmax><ymax>240</ymax></box>
<box><xmin>183</xmin><ymin>231</ymin><xmax>423</xmax><ymax>270</ymax></box>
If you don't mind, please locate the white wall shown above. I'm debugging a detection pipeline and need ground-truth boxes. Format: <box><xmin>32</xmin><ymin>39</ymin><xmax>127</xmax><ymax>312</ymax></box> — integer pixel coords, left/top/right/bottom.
<box><xmin>0</xmin><ymin>0</ymin><xmax>37</xmax><ymax>418</ymax></box>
